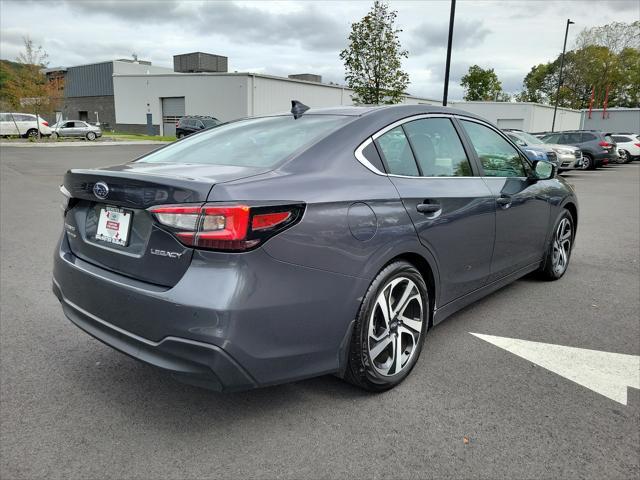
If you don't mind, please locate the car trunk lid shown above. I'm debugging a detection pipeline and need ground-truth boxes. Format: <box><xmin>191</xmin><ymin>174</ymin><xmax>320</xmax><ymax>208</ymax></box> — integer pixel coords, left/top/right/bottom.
<box><xmin>63</xmin><ymin>162</ymin><xmax>271</xmax><ymax>286</ymax></box>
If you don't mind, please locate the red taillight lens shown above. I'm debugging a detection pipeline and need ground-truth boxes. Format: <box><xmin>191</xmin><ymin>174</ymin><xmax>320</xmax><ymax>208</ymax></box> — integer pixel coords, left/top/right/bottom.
<box><xmin>252</xmin><ymin>211</ymin><xmax>291</xmax><ymax>230</ymax></box>
<box><xmin>634</xmin><ymin>143</ymin><xmax>640</xmax><ymax>147</ymax></box>
<box><xmin>42</xmin><ymin>121</ymin><xmax>49</xmax><ymax>126</ymax></box>
<box><xmin>149</xmin><ymin>203</ymin><xmax>303</xmax><ymax>251</ymax></box>
<box><xmin>598</xmin><ymin>141</ymin><xmax>611</xmax><ymax>147</ymax></box>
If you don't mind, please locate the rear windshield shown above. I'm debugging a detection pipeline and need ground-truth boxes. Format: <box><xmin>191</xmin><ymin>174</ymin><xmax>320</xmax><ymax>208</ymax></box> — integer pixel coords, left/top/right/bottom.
<box><xmin>138</xmin><ymin>115</ymin><xmax>352</xmax><ymax>167</ymax></box>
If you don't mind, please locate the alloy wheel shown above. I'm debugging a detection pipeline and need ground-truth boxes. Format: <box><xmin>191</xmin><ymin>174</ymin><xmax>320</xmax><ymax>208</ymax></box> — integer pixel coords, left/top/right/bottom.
<box><xmin>367</xmin><ymin>277</ymin><xmax>423</xmax><ymax>377</ymax></box>
<box><xmin>581</xmin><ymin>157</ymin><xmax>590</xmax><ymax>170</ymax></box>
<box><xmin>552</xmin><ymin>218</ymin><xmax>572</xmax><ymax>275</ymax></box>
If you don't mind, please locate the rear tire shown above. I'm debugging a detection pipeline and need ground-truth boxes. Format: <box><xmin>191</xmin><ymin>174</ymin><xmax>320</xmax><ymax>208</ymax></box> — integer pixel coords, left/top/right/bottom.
<box><xmin>86</xmin><ymin>131</ymin><xmax>96</xmax><ymax>141</ymax></box>
<box><xmin>25</xmin><ymin>129</ymin><xmax>38</xmax><ymax>139</ymax></box>
<box><xmin>581</xmin><ymin>154</ymin><xmax>595</xmax><ymax>170</ymax></box>
<box><xmin>344</xmin><ymin>261</ymin><xmax>429</xmax><ymax>392</ymax></box>
<box><xmin>177</xmin><ymin>132</ymin><xmax>185</xmax><ymax>139</ymax></box>
<box><xmin>538</xmin><ymin>210</ymin><xmax>574</xmax><ymax>280</ymax></box>
<box><xmin>619</xmin><ymin>150</ymin><xmax>630</xmax><ymax>163</ymax></box>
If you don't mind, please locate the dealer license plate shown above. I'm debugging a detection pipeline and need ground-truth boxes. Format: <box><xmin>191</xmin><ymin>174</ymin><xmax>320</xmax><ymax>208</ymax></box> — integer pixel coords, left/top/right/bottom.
<box><xmin>95</xmin><ymin>206</ymin><xmax>132</xmax><ymax>246</ymax></box>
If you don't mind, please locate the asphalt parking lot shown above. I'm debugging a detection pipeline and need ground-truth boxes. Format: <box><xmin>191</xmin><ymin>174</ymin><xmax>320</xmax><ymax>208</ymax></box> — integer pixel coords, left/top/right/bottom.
<box><xmin>1</xmin><ymin>145</ymin><xmax>638</xmax><ymax>479</ymax></box>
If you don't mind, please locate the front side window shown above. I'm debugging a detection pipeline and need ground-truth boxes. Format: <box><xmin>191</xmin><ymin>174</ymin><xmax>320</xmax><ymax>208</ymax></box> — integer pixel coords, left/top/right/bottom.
<box><xmin>582</xmin><ymin>133</ymin><xmax>597</xmax><ymax>141</ymax></box>
<box><xmin>403</xmin><ymin>118</ymin><xmax>472</xmax><ymax>176</ymax></box>
<box><xmin>543</xmin><ymin>133</ymin><xmax>561</xmax><ymax>144</ymax></box>
<box><xmin>460</xmin><ymin>120</ymin><xmax>527</xmax><ymax>177</ymax></box>
<box><xmin>138</xmin><ymin>115</ymin><xmax>353</xmax><ymax>168</ymax></box>
<box><xmin>376</xmin><ymin>126</ymin><xmax>419</xmax><ymax>176</ymax></box>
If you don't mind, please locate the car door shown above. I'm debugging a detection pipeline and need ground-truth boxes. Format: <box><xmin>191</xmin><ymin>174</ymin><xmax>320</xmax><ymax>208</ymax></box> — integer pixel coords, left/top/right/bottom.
<box><xmin>0</xmin><ymin>113</ymin><xmax>18</xmax><ymax>135</ymax></box>
<box><xmin>458</xmin><ymin>118</ymin><xmax>550</xmax><ymax>282</ymax></box>
<box><xmin>15</xmin><ymin>114</ymin><xmax>33</xmax><ymax>135</ymax></box>
<box><xmin>375</xmin><ymin>116</ymin><xmax>496</xmax><ymax>305</ymax></box>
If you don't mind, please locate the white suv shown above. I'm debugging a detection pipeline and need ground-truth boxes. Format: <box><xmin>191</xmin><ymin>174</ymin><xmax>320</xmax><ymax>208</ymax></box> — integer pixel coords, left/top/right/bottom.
<box><xmin>0</xmin><ymin>112</ymin><xmax>52</xmax><ymax>138</ymax></box>
<box><xmin>611</xmin><ymin>134</ymin><xmax>640</xmax><ymax>163</ymax></box>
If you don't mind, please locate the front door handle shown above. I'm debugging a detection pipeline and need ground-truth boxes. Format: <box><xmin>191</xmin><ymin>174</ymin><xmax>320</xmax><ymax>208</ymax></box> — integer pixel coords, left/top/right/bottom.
<box><xmin>417</xmin><ymin>203</ymin><xmax>441</xmax><ymax>214</ymax></box>
<box><xmin>496</xmin><ymin>195</ymin><xmax>512</xmax><ymax>208</ymax></box>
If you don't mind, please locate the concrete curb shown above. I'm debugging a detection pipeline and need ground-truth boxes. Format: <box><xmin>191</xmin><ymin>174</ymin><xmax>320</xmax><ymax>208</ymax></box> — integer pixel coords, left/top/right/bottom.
<box><xmin>0</xmin><ymin>141</ymin><xmax>171</xmax><ymax>148</ymax></box>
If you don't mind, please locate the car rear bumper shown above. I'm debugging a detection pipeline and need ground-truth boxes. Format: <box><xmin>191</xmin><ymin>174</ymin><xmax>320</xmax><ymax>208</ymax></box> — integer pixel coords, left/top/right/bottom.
<box><xmin>52</xmin><ymin>233</ymin><xmax>364</xmax><ymax>391</ymax></box>
<box><xmin>52</xmin><ymin>279</ymin><xmax>257</xmax><ymax>391</ymax></box>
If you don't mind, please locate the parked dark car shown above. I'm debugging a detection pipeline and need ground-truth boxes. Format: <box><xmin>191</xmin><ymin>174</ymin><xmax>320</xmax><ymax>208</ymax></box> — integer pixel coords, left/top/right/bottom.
<box><xmin>540</xmin><ymin>130</ymin><xmax>617</xmax><ymax>169</ymax></box>
<box><xmin>175</xmin><ymin>115</ymin><xmax>222</xmax><ymax>138</ymax></box>
<box><xmin>504</xmin><ymin>129</ymin><xmax>583</xmax><ymax>171</ymax></box>
<box><xmin>53</xmin><ymin>105</ymin><xmax>578</xmax><ymax>393</ymax></box>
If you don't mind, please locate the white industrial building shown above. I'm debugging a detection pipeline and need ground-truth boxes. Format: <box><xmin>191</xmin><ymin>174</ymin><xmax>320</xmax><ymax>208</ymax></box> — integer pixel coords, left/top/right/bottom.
<box><xmin>113</xmin><ymin>69</ymin><xmax>438</xmax><ymax>135</ymax></box>
<box><xmin>452</xmin><ymin>101</ymin><xmax>581</xmax><ymax>133</ymax></box>
<box><xmin>580</xmin><ymin>108</ymin><xmax>640</xmax><ymax>133</ymax></box>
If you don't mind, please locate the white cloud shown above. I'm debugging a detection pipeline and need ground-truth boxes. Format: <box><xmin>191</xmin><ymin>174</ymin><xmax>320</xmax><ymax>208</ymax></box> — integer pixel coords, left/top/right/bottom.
<box><xmin>1</xmin><ymin>0</ymin><xmax>637</xmax><ymax>101</ymax></box>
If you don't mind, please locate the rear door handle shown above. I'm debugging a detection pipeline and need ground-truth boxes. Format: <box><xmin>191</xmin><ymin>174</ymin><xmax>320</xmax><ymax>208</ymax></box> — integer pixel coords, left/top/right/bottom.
<box><xmin>416</xmin><ymin>203</ymin><xmax>441</xmax><ymax>214</ymax></box>
<box><xmin>496</xmin><ymin>195</ymin><xmax>512</xmax><ymax>208</ymax></box>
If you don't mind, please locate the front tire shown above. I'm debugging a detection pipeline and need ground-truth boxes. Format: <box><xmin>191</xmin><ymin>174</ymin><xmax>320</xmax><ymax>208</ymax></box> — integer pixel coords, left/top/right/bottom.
<box><xmin>538</xmin><ymin>210</ymin><xmax>574</xmax><ymax>280</ymax></box>
<box><xmin>344</xmin><ymin>261</ymin><xmax>428</xmax><ymax>391</ymax></box>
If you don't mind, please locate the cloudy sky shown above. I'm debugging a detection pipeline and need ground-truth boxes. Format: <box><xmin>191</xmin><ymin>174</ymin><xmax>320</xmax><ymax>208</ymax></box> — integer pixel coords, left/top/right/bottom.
<box><xmin>1</xmin><ymin>0</ymin><xmax>638</xmax><ymax>100</ymax></box>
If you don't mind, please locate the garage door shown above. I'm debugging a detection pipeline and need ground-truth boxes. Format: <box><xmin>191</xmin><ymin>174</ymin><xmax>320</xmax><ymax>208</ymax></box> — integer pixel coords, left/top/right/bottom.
<box><xmin>161</xmin><ymin>97</ymin><xmax>185</xmax><ymax>137</ymax></box>
<box><xmin>497</xmin><ymin>118</ymin><xmax>525</xmax><ymax>130</ymax></box>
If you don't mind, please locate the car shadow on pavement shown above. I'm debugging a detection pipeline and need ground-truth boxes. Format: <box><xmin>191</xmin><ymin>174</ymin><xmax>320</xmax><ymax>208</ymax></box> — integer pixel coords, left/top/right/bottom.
<box><xmin>61</xmin><ymin>341</ymin><xmax>371</xmax><ymax>430</ymax></box>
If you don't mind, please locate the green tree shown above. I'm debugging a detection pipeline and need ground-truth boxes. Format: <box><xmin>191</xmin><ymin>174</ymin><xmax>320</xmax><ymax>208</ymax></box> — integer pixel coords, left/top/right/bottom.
<box><xmin>460</xmin><ymin>65</ymin><xmax>503</xmax><ymax>101</ymax></box>
<box><xmin>516</xmin><ymin>21</ymin><xmax>639</xmax><ymax>108</ymax></box>
<box><xmin>2</xmin><ymin>37</ymin><xmax>60</xmax><ymax>114</ymax></box>
<box><xmin>340</xmin><ymin>0</ymin><xmax>409</xmax><ymax>104</ymax></box>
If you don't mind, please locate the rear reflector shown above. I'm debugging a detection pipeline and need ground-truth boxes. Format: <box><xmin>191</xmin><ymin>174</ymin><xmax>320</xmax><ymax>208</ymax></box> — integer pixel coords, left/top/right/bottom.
<box><xmin>252</xmin><ymin>211</ymin><xmax>291</xmax><ymax>231</ymax></box>
<box><xmin>149</xmin><ymin>203</ymin><xmax>303</xmax><ymax>251</ymax></box>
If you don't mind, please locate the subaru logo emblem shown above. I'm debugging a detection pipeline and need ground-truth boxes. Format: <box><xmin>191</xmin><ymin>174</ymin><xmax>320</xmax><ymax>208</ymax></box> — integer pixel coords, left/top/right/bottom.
<box><xmin>93</xmin><ymin>181</ymin><xmax>109</xmax><ymax>199</ymax></box>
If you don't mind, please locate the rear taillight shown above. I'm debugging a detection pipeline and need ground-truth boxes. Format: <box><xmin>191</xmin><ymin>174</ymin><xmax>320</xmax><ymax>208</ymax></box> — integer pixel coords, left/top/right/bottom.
<box><xmin>598</xmin><ymin>141</ymin><xmax>612</xmax><ymax>147</ymax></box>
<box><xmin>149</xmin><ymin>203</ymin><xmax>304</xmax><ymax>251</ymax></box>
<box><xmin>635</xmin><ymin>143</ymin><xmax>640</xmax><ymax>148</ymax></box>
<box><xmin>42</xmin><ymin>121</ymin><xmax>49</xmax><ymax>127</ymax></box>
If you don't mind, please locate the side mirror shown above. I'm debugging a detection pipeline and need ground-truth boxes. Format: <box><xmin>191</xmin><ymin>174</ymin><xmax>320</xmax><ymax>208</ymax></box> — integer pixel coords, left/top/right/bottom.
<box><xmin>532</xmin><ymin>160</ymin><xmax>555</xmax><ymax>180</ymax></box>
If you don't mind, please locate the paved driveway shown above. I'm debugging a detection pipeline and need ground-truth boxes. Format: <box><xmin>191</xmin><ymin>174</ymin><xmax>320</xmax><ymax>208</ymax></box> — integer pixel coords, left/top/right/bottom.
<box><xmin>1</xmin><ymin>146</ymin><xmax>638</xmax><ymax>479</ymax></box>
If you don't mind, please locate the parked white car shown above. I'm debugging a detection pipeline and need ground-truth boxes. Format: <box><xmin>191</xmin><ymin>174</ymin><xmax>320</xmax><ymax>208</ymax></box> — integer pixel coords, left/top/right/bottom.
<box><xmin>0</xmin><ymin>112</ymin><xmax>52</xmax><ymax>138</ymax></box>
<box><xmin>611</xmin><ymin>133</ymin><xmax>640</xmax><ymax>163</ymax></box>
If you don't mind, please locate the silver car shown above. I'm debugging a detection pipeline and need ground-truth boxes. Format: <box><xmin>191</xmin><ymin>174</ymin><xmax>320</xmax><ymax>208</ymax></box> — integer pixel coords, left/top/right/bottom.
<box><xmin>51</xmin><ymin>121</ymin><xmax>102</xmax><ymax>141</ymax></box>
<box><xmin>505</xmin><ymin>129</ymin><xmax>583</xmax><ymax>171</ymax></box>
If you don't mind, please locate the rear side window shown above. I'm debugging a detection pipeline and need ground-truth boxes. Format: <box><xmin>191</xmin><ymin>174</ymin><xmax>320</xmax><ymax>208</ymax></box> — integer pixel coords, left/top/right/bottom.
<box><xmin>460</xmin><ymin>120</ymin><xmax>527</xmax><ymax>177</ymax></box>
<box><xmin>582</xmin><ymin>133</ymin><xmax>596</xmax><ymax>141</ymax></box>
<box><xmin>543</xmin><ymin>133</ymin><xmax>561</xmax><ymax>143</ymax></box>
<box><xmin>562</xmin><ymin>133</ymin><xmax>583</xmax><ymax>143</ymax></box>
<box><xmin>376</xmin><ymin>126</ymin><xmax>419</xmax><ymax>176</ymax></box>
<box><xmin>0</xmin><ymin>113</ymin><xmax>10</xmax><ymax>121</ymax></box>
<box><xmin>138</xmin><ymin>115</ymin><xmax>352</xmax><ymax>167</ymax></box>
<box><xmin>403</xmin><ymin>118</ymin><xmax>472</xmax><ymax>176</ymax></box>
<box><xmin>612</xmin><ymin>136</ymin><xmax>631</xmax><ymax>143</ymax></box>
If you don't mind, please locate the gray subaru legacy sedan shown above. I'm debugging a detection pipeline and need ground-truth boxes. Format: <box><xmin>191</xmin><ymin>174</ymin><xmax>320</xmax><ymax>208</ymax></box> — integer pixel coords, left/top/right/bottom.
<box><xmin>53</xmin><ymin>104</ymin><xmax>578</xmax><ymax>392</ymax></box>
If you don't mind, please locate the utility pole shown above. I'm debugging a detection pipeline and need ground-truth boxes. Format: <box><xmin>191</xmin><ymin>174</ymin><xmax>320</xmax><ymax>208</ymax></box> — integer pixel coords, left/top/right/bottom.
<box><xmin>442</xmin><ymin>0</ymin><xmax>456</xmax><ymax>106</ymax></box>
<box><xmin>551</xmin><ymin>19</ymin><xmax>574</xmax><ymax>132</ymax></box>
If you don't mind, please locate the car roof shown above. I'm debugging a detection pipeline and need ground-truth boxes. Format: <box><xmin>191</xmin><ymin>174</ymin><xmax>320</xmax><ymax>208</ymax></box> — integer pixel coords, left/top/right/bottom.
<box><xmin>264</xmin><ymin>104</ymin><xmax>488</xmax><ymax>122</ymax></box>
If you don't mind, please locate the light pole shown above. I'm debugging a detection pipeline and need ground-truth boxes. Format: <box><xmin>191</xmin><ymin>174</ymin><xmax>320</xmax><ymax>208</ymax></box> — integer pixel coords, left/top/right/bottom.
<box><xmin>442</xmin><ymin>0</ymin><xmax>456</xmax><ymax>106</ymax></box>
<box><xmin>551</xmin><ymin>19</ymin><xmax>574</xmax><ymax>132</ymax></box>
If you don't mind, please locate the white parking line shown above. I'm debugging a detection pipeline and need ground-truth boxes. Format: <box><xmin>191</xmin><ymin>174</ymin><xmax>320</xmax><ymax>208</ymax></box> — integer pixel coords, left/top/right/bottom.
<box><xmin>471</xmin><ymin>333</ymin><xmax>640</xmax><ymax>405</ymax></box>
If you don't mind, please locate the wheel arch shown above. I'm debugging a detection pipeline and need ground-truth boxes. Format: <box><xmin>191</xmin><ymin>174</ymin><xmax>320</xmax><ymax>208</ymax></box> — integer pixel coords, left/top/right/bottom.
<box><xmin>563</xmin><ymin>201</ymin><xmax>578</xmax><ymax>231</ymax></box>
<box><xmin>381</xmin><ymin>252</ymin><xmax>437</xmax><ymax>329</ymax></box>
